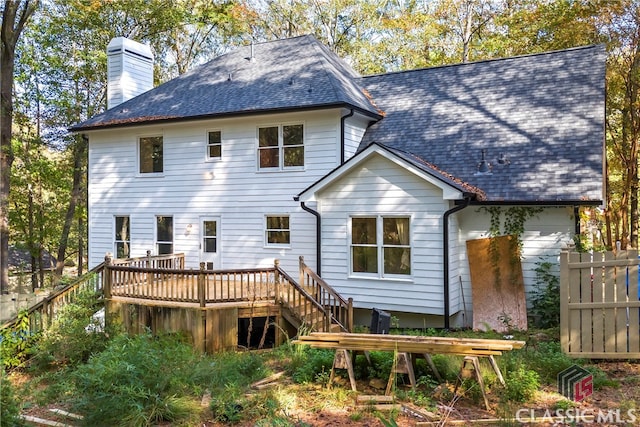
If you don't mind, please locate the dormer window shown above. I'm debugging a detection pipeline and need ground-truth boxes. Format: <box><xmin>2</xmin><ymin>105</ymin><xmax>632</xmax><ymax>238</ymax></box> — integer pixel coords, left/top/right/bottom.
<box><xmin>258</xmin><ymin>124</ymin><xmax>304</xmax><ymax>170</ymax></box>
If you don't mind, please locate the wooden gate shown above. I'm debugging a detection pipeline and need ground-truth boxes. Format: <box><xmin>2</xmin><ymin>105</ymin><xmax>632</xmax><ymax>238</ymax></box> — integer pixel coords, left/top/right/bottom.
<box><xmin>560</xmin><ymin>250</ymin><xmax>640</xmax><ymax>359</ymax></box>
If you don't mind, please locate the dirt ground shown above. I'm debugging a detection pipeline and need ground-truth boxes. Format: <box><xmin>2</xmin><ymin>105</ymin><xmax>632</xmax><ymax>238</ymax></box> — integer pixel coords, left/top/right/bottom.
<box><xmin>272</xmin><ymin>361</ymin><xmax>640</xmax><ymax>426</ymax></box>
<box><xmin>12</xmin><ymin>360</ymin><xmax>640</xmax><ymax>426</ymax></box>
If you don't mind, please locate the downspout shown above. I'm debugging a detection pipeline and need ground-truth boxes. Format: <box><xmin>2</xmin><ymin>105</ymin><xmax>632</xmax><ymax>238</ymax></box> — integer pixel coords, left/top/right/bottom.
<box><xmin>340</xmin><ymin>109</ymin><xmax>354</xmax><ymax>164</ymax></box>
<box><xmin>443</xmin><ymin>196</ymin><xmax>472</xmax><ymax>330</ymax></box>
<box><xmin>294</xmin><ymin>197</ymin><xmax>321</xmax><ymax>276</ymax></box>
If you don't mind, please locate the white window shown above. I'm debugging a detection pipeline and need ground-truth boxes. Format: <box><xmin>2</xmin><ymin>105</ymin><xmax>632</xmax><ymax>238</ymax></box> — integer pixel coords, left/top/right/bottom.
<box><xmin>258</xmin><ymin>124</ymin><xmax>304</xmax><ymax>170</ymax></box>
<box><xmin>265</xmin><ymin>215</ymin><xmax>290</xmax><ymax>246</ymax></box>
<box><xmin>139</xmin><ymin>136</ymin><xmax>163</xmax><ymax>173</ymax></box>
<box><xmin>114</xmin><ymin>216</ymin><xmax>130</xmax><ymax>258</ymax></box>
<box><xmin>351</xmin><ymin>216</ymin><xmax>411</xmax><ymax>277</ymax></box>
<box><xmin>207</xmin><ymin>130</ymin><xmax>221</xmax><ymax>159</ymax></box>
<box><xmin>202</xmin><ymin>220</ymin><xmax>217</xmax><ymax>253</ymax></box>
<box><xmin>156</xmin><ymin>216</ymin><xmax>173</xmax><ymax>254</ymax></box>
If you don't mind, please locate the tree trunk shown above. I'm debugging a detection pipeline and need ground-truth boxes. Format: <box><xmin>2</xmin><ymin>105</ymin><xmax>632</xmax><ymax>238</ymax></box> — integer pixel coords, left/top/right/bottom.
<box><xmin>1</xmin><ymin>0</ymin><xmax>38</xmax><ymax>293</ymax></box>
<box><xmin>55</xmin><ymin>136</ymin><xmax>86</xmax><ymax>277</ymax></box>
<box><xmin>77</xmin><ymin>215</ymin><xmax>84</xmax><ymax>276</ymax></box>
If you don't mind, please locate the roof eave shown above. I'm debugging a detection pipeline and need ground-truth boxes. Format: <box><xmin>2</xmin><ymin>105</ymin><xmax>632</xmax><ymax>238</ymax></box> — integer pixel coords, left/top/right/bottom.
<box><xmin>69</xmin><ymin>102</ymin><xmax>383</xmax><ymax>133</ymax></box>
<box><xmin>463</xmin><ymin>199</ymin><xmax>603</xmax><ymax>206</ymax></box>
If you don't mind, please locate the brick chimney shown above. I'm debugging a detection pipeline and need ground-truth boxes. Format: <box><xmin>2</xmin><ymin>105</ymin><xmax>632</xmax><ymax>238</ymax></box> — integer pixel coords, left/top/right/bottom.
<box><xmin>107</xmin><ymin>37</ymin><xmax>154</xmax><ymax>109</ymax></box>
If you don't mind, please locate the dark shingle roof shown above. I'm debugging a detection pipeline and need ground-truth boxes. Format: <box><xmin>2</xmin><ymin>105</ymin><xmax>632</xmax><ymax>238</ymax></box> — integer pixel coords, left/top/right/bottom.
<box><xmin>71</xmin><ymin>35</ymin><xmax>382</xmax><ymax>131</ymax></box>
<box><xmin>9</xmin><ymin>246</ymin><xmax>56</xmax><ymax>272</ymax></box>
<box><xmin>359</xmin><ymin>45</ymin><xmax>606</xmax><ymax>203</ymax></box>
<box><xmin>381</xmin><ymin>144</ymin><xmax>487</xmax><ymax>200</ymax></box>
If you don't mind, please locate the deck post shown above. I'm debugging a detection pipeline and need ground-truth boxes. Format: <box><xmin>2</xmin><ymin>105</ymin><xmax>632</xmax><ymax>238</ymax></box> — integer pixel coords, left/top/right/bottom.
<box><xmin>146</xmin><ymin>250</ymin><xmax>151</xmax><ymax>268</ymax></box>
<box><xmin>198</xmin><ymin>262</ymin><xmax>206</xmax><ymax>308</ymax></box>
<box><xmin>198</xmin><ymin>262</ymin><xmax>207</xmax><ymax>353</ymax></box>
<box><xmin>274</xmin><ymin>259</ymin><xmax>280</xmax><ymax>302</ymax></box>
<box><xmin>103</xmin><ymin>253</ymin><xmax>112</xmax><ymax>300</ymax></box>
<box><xmin>299</xmin><ymin>256</ymin><xmax>305</xmax><ymax>287</ymax></box>
<box><xmin>347</xmin><ymin>298</ymin><xmax>353</xmax><ymax>332</ymax></box>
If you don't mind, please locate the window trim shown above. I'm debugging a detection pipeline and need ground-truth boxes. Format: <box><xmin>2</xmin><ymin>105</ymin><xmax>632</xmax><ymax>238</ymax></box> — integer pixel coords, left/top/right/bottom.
<box><xmin>264</xmin><ymin>214</ymin><xmax>291</xmax><ymax>248</ymax></box>
<box><xmin>138</xmin><ymin>134</ymin><xmax>164</xmax><ymax>175</ymax></box>
<box><xmin>349</xmin><ymin>214</ymin><xmax>413</xmax><ymax>280</ymax></box>
<box><xmin>205</xmin><ymin>129</ymin><xmax>222</xmax><ymax>161</ymax></box>
<box><xmin>155</xmin><ymin>215</ymin><xmax>174</xmax><ymax>255</ymax></box>
<box><xmin>113</xmin><ymin>215</ymin><xmax>130</xmax><ymax>259</ymax></box>
<box><xmin>257</xmin><ymin>123</ymin><xmax>305</xmax><ymax>171</ymax></box>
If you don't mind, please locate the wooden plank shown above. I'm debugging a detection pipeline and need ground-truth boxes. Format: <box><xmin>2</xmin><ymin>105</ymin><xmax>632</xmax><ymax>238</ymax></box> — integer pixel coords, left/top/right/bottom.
<box><xmin>628</xmin><ymin>250</ymin><xmax>640</xmax><ymax>353</ymax></box>
<box><xmin>616</xmin><ymin>251</ymin><xmax>629</xmax><ymax>352</ymax></box>
<box><xmin>304</xmin><ymin>332</ymin><xmax>526</xmax><ymax>348</ymax></box>
<box><xmin>580</xmin><ymin>251</ymin><xmax>593</xmax><ymax>353</ymax></box>
<box><xmin>466</xmin><ymin>236</ymin><xmax>528</xmax><ymax>332</ymax></box>
<box><xmin>292</xmin><ymin>341</ymin><xmax>504</xmax><ymax>356</ymax></box>
<box><xmin>560</xmin><ymin>251</ymin><xmax>570</xmax><ymax>354</ymax></box>
<box><xmin>604</xmin><ymin>251</ymin><xmax>617</xmax><ymax>353</ymax></box>
<box><xmin>567</xmin><ymin>258</ymin><xmax>640</xmax><ymax>268</ymax></box>
<box><xmin>565</xmin><ymin>351</ymin><xmax>640</xmax><ymax>359</ymax></box>
<box><xmin>591</xmin><ymin>252</ymin><xmax>604</xmax><ymax>353</ymax></box>
<box><xmin>568</xmin><ymin>252</ymin><xmax>583</xmax><ymax>354</ymax></box>
<box><xmin>356</xmin><ymin>395</ymin><xmax>394</xmax><ymax>403</ymax></box>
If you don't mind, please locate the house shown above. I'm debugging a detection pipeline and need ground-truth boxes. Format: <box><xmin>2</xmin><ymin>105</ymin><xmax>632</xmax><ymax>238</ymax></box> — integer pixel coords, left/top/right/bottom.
<box><xmin>8</xmin><ymin>245</ymin><xmax>57</xmax><ymax>290</ymax></box>
<box><xmin>71</xmin><ymin>35</ymin><xmax>605</xmax><ymax>328</ymax></box>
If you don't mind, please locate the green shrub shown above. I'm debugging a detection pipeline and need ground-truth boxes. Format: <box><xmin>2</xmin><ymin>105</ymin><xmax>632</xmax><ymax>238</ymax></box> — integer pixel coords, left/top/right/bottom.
<box><xmin>529</xmin><ymin>260</ymin><xmax>561</xmax><ymax>328</ymax></box>
<box><xmin>585</xmin><ymin>365</ymin><xmax>619</xmax><ymax>389</ymax></box>
<box><xmin>209</xmin><ymin>387</ymin><xmax>246</xmax><ymax>423</ymax></box>
<box><xmin>290</xmin><ymin>347</ymin><xmax>335</xmax><ymax>384</ymax></box>
<box><xmin>71</xmin><ymin>333</ymin><xmax>204</xmax><ymax>426</ymax></box>
<box><xmin>0</xmin><ymin>309</ymin><xmax>39</xmax><ymax>370</ymax></box>
<box><xmin>501</xmin><ymin>364</ymin><xmax>540</xmax><ymax>403</ymax></box>
<box><xmin>0</xmin><ymin>371</ymin><xmax>24</xmax><ymax>426</ymax></box>
<box><xmin>31</xmin><ymin>288</ymin><xmax>115</xmax><ymax>370</ymax></box>
<box><xmin>518</xmin><ymin>342</ymin><xmax>576</xmax><ymax>383</ymax></box>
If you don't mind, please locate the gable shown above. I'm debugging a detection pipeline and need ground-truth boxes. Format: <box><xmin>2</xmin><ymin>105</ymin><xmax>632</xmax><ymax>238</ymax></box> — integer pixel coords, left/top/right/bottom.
<box><xmin>359</xmin><ymin>45</ymin><xmax>606</xmax><ymax>203</ymax></box>
<box><xmin>297</xmin><ymin>143</ymin><xmax>470</xmax><ymax>203</ymax></box>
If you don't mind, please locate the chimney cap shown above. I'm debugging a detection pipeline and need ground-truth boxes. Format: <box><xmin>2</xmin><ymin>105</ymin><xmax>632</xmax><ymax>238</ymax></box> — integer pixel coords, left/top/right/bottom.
<box><xmin>107</xmin><ymin>37</ymin><xmax>154</xmax><ymax>60</ymax></box>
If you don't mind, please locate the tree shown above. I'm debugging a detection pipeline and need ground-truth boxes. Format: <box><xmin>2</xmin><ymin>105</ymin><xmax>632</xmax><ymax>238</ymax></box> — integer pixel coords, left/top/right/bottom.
<box><xmin>7</xmin><ymin>0</ymin><xmax>243</xmax><ymax>280</ymax></box>
<box><xmin>1</xmin><ymin>0</ymin><xmax>38</xmax><ymax>293</ymax></box>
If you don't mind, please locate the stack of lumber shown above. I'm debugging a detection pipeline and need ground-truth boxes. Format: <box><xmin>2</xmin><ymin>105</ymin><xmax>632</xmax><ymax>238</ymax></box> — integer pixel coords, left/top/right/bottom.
<box><xmin>293</xmin><ymin>332</ymin><xmax>525</xmax><ymax>356</ymax></box>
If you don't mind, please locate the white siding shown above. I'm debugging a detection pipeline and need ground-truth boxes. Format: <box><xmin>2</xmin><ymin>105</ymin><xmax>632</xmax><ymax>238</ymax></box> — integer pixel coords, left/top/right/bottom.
<box><xmin>317</xmin><ymin>154</ymin><xmax>451</xmax><ymax>315</ymax></box>
<box><xmin>455</xmin><ymin>206</ymin><xmax>574</xmax><ymax>322</ymax></box>
<box><xmin>343</xmin><ymin>114</ymin><xmax>371</xmax><ymax>161</ymax></box>
<box><xmin>87</xmin><ymin>110</ymin><xmax>342</xmax><ymax>274</ymax></box>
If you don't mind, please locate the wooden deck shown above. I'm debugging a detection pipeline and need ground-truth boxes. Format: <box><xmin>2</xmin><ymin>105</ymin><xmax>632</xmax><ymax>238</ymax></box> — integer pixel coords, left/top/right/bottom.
<box><xmin>100</xmin><ymin>254</ymin><xmax>354</xmax><ymax>352</ymax></box>
<box><xmin>108</xmin><ymin>268</ymin><xmax>278</xmax><ymax>305</ymax></box>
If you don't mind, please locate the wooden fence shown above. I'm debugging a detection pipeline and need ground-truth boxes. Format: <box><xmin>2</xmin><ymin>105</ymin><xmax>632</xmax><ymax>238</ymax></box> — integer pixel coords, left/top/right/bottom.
<box><xmin>560</xmin><ymin>250</ymin><xmax>640</xmax><ymax>359</ymax></box>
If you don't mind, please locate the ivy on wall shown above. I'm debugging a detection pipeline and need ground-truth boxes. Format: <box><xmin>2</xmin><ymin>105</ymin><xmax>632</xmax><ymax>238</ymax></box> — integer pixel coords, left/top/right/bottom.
<box><xmin>480</xmin><ymin>206</ymin><xmax>543</xmax><ymax>289</ymax></box>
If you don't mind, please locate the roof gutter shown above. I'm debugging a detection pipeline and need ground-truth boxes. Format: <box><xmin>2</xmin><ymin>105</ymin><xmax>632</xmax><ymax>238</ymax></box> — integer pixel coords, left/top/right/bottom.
<box><xmin>340</xmin><ymin>109</ymin><xmax>354</xmax><ymax>164</ymax></box>
<box><xmin>294</xmin><ymin>197</ymin><xmax>321</xmax><ymax>276</ymax></box>
<box><xmin>443</xmin><ymin>195</ymin><xmax>472</xmax><ymax>330</ymax></box>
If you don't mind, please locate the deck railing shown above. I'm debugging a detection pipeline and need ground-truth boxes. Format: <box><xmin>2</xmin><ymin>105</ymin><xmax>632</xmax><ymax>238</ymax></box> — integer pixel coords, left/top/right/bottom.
<box><xmin>1</xmin><ymin>263</ymin><xmax>105</xmax><ymax>335</ymax></box>
<box><xmin>297</xmin><ymin>256</ymin><xmax>353</xmax><ymax>332</ymax></box>
<box><xmin>103</xmin><ymin>255</ymin><xmax>352</xmax><ymax>332</ymax></box>
<box><xmin>112</xmin><ymin>251</ymin><xmax>185</xmax><ymax>269</ymax></box>
<box><xmin>105</xmin><ymin>262</ymin><xmax>276</xmax><ymax>305</ymax></box>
